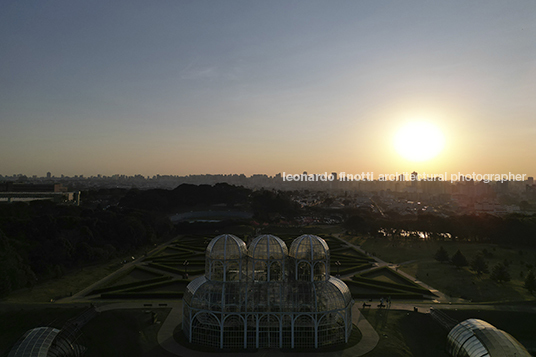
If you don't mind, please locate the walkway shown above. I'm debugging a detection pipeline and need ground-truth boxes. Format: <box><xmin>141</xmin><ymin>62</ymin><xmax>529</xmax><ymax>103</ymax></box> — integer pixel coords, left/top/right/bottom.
<box><xmin>95</xmin><ymin>301</ymin><xmax>379</xmax><ymax>357</ymax></box>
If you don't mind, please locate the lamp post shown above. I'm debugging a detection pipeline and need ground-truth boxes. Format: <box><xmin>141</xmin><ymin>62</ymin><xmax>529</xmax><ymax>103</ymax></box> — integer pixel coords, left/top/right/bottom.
<box><xmin>183</xmin><ymin>260</ymin><xmax>189</xmax><ymax>279</ymax></box>
<box><xmin>335</xmin><ymin>261</ymin><xmax>341</xmax><ymax>277</ymax></box>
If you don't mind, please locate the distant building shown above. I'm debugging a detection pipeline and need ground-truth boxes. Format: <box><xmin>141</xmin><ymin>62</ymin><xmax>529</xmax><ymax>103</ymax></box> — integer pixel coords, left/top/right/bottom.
<box><xmin>0</xmin><ymin>182</ymin><xmax>79</xmax><ymax>205</ymax></box>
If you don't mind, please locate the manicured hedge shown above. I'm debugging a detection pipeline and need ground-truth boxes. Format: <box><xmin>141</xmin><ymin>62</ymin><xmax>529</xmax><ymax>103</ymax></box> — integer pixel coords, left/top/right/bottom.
<box><xmin>345</xmin><ymin>280</ymin><xmax>410</xmax><ymax>294</ymax></box>
<box><xmin>90</xmin><ymin>276</ymin><xmax>172</xmax><ymax>295</ymax></box>
<box><xmin>352</xmin><ymin>292</ymin><xmax>422</xmax><ymax>299</ymax></box>
<box><xmin>351</xmin><ymin>276</ymin><xmax>434</xmax><ymax>296</ymax></box>
<box><xmin>100</xmin><ymin>292</ymin><xmax>184</xmax><ymax>299</ymax></box>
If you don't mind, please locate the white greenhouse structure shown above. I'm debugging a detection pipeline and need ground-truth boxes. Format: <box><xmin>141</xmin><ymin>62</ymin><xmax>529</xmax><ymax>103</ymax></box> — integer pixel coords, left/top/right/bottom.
<box><xmin>183</xmin><ymin>234</ymin><xmax>353</xmax><ymax>349</ymax></box>
<box><xmin>446</xmin><ymin>319</ymin><xmax>530</xmax><ymax>357</ymax></box>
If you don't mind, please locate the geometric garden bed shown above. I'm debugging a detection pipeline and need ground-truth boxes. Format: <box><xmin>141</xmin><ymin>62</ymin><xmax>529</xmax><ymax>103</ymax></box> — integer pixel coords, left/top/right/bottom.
<box><xmin>346</xmin><ymin>266</ymin><xmax>436</xmax><ymax>300</ymax></box>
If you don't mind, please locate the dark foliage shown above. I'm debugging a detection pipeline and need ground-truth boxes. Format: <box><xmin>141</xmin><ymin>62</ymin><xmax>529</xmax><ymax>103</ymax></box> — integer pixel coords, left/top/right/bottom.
<box><xmin>250</xmin><ymin>190</ymin><xmax>300</xmax><ymax>221</ymax></box>
<box><xmin>451</xmin><ymin>249</ymin><xmax>469</xmax><ymax>268</ymax></box>
<box><xmin>0</xmin><ymin>201</ymin><xmax>173</xmax><ymax>297</ymax></box>
<box><xmin>470</xmin><ymin>255</ymin><xmax>489</xmax><ymax>275</ymax></box>
<box><xmin>434</xmin><ymin>246</ymin><xmax>449</xmax><ymax>263</ymax></box>
<box><xmin>119</xmin><ymin>183</ymin><xmax>250</xmax><ymax>212</ymax></box>
<box><xmin>490</xmin><ymin>263</ymin><xmax>511</xmax><ymax>283</ymax></box>
<box><xmin>524</xmin><ymin>270</ymin><xmax>536</xmax><ymax>294</ymax></box>
<box><xmin>344</xmin><ymin>215</ymin><xmax>370</xmax><ymax>234</ymax></box>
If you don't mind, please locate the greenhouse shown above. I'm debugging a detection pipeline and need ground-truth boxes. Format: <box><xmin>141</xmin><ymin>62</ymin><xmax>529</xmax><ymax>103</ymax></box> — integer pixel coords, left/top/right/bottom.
<box><xmin>183</xmin><ymin>234</ymin><xmax>353</xmax><ymax>349</ymax></box>
<box><xmin>446</xmin><ymin>319</ymin><xmax>530</xmax><ymax>357</ymax></box>
<box><xmin>8</xmin><ymin>327</ymin><xmax>85</xmax><ymax>357</ymax></box>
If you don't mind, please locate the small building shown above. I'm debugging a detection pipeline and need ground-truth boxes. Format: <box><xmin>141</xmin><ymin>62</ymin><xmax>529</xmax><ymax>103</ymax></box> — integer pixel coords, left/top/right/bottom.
<box><xmin>446</xmin><ymin>319</ymin><xmax>530</xmax><ymax>357</ymax></box>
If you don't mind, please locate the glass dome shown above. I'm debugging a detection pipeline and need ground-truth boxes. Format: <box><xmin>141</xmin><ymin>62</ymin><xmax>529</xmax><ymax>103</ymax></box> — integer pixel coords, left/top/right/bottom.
<box><xmin>249</xmin><ymin>235</ymin><xmax>288</xmax><ymax>282</ymax></box>
<box><xmin>249</xmin><ymin>234</ymin><xmax>288</xmax><ymax>260</ymax></box>
<box><xmin>206</xmin><ymin>234</ymin><xmax>247</xmax><ymax>260</ymax></box>
<box><xmin>205</xmin><ymin>234</ymin><xmax>246</xmax><ymax>281</ymax></box>
<box><xmin>316</xmin><ymin>277</ymin><xmax>352</xmax><ymax>311</ymax></box>
<box><xmin>289</xmin><ymin>234</ymin><xmax>329</xmax><ymax>261</ymax></box>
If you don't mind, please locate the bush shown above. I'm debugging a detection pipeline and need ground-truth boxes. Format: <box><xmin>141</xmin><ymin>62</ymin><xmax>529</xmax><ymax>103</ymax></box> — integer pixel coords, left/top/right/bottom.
<box><xmin>470</xmin><ymin>255</ymin><xmax>489</xmax><ymax>275</ymax></box>
<box><xmin>451</xmin><ymin>250</ymin><xmax>468</xmax><ymax>268</ymax></box>
<box><xmin>490</xmin><ymin>263</ymin><xmax>510</xmax><ymax>283</ymax></box>
<box><xmin>434</xmin><ymin>246</ymin><xmax>449</xmax><ymax>263</ymax></box>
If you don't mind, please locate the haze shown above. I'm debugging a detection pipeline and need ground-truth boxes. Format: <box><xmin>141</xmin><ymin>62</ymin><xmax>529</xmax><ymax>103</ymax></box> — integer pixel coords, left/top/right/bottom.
<box><xmin>1</xmin><ymin>1</ymin><xmax>535</xmax><ymax>177</ymax></box>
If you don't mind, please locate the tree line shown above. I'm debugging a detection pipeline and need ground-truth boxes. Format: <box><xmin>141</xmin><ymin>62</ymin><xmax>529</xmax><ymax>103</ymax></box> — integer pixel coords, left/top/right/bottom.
<box><xmin>345</xmin><ymin>212</ymin><xmax>536</xmax><ymax>246</ymax></box>
<box><xmin>433</xmin><ymin>245</ymin><xmax>536</xmax><ymax>294</ymax></box>
<box><xmin>0</xmin><ymin>200</ymin><xmax>173</xmax><ymax>297</ymax></box>
<box><xmin>119</xmin><ymin>183</ymin><xmax>300</xmax><ymax>220</ymax></box>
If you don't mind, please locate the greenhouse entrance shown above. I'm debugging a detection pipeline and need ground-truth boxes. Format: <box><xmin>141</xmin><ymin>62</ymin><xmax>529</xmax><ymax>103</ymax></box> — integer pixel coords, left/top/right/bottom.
<box><xmin>259</xmin><ymin>315</ymin><xmax>279</xmax><ymax>348</ymax></box>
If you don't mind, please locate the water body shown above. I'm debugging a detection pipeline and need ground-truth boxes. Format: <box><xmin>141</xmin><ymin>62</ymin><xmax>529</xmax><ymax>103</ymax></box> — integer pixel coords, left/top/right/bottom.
<box><xmin>170</xmin><ymin>210</ymin><xmax>253</xmax><ymax>223</ymax></box>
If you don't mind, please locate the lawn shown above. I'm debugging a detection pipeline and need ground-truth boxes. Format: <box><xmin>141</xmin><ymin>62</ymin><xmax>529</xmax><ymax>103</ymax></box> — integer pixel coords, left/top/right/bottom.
<box><xmin>342</xmin><ymin>234</ymin><xmax>536</xmax><ymax>302</ymax></box>
<box><xmin>4</xmin><ymin>243</ymin><xmax>171</xmax><ymax>303</ymax></box>
<box><xmin>5</xmin><ymin>263</ymin><xmax>122</xmax><ymax>303</ymax></box>
<box><xmin>83</xmin><ymin>308</ymin><xmax>175</xmax><ymax>357</ymax></box>
<box><xmin>401</xmin><ymin>259</ymin><xmax>532</xmax><ymax>302</ymax></box>
<box><xmin>360</xmin><ymin>309</ymin><xmax>449</xmax><ymax>357</ymax></box>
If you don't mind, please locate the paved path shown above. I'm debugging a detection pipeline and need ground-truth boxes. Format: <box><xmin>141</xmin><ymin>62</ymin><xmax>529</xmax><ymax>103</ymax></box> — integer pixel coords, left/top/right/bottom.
<box><xmin>95</xmin><ymin>300</ymin><xmax>379</xmax><ymax>357</ymax></box>
<box><xmin>96</xmin><ymin>299</ymin><xmax>536</xmax><ymax>356</ymax></box>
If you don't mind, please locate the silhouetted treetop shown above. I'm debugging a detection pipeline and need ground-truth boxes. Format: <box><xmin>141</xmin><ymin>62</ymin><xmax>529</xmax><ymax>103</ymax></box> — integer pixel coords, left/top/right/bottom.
<box><xmin>451</xmin><ymin>249</ymin><xmax>469</xmax><ymax>268</ymax></box>
<box><xmin>434</xmin><ymin>246</ymin><xmax>449</xmax><ymax>263</ymax></box>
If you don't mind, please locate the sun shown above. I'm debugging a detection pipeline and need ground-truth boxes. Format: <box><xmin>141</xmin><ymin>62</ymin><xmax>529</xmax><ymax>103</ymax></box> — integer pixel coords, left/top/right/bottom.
<box><xmin>394</xmin><ymin>122</ymin><xmax>445</xmax><ymax>162</ymax></box>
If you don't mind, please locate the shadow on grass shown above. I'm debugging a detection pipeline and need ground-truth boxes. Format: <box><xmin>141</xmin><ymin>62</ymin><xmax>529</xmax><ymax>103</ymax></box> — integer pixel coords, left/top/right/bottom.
<box><xmin>360</xmin><ymin>309</ymin><xmax>449</xmax><ymax>357</ymax></box>
<box><xmin>413</xmin><ymin>260</ymin><xmax>526</xmax><ymax>302</ymax></box>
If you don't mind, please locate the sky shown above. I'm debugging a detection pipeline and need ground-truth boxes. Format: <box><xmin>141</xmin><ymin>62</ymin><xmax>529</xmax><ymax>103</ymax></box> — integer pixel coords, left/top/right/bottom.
<box><xmin>1</xmin><ymin>0</ymin><xmax>535</xmax><ymax>177</ymax></box>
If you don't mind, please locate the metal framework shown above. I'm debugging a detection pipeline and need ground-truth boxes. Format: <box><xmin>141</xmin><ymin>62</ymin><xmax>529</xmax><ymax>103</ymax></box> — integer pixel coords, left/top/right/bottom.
<box><xmin>8</xmin><ymin>306</ymin><xmax>96</xmax><ymax>357</ymax></box>
<box><xmin>183</xmin><ymin>234</ymin><xmax>353</xmax><ymax>349</ymax></box>
<box><xmin>446</xmin><ymin>319</ymin><xmax>531</xmax><ymax>357</ymax></box>
<box><xmin>8</xmin><ymin>327</ymin><xmax>85</xmax><ymax>357</ymax></box>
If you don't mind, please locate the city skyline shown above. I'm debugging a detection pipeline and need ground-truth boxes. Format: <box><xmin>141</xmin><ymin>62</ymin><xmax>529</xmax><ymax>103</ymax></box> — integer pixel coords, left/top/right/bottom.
<box><xmin>2</xmin><ymin>1</ymin><xmax>535</xmax><ymax>177</ymax></box>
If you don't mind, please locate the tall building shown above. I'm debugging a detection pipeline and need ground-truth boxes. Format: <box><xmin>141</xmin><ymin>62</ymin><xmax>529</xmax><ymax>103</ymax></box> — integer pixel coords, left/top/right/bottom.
<box><xmin>183</xmin><ymin>234</ymin><xmax>353</xmax><ymax>349</ymax></box>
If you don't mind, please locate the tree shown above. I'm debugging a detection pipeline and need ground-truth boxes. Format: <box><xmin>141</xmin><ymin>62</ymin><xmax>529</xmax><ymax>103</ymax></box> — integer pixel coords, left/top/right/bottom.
<box><xmin>451</xmin><ymin>249</ymin><xmax>468</xmax><ymax>268</ymax></box>
<box><xmin>344</xmin><ymin>215</ymin><xmax>369</xmax><ymax>234</ymax></box>
<box><xmin>434</xmin><ymin>246</ymin><xmax>449</xmax><ymax>263</ymax></box>
<box><xmin>524</xmin><ymin>270</ymin><xmax>536</xmax><ymax>294</ymax></box>
<box><xmin>470</xmin><ymin>255</ymin><xmax>489</xmax><ymax>275</ymax></box>
<box><xmin>490</xmin><ymin>263</ymin><xmax>511</xmax><ymax>283</ymax></box>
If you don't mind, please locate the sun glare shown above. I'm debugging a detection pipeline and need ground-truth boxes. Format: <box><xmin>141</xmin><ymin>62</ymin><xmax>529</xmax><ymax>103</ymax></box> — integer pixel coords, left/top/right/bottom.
<box><xmin>394</xmin><ymin>122</ymin><xmax>445</xmax><ymax>162</ymax></box>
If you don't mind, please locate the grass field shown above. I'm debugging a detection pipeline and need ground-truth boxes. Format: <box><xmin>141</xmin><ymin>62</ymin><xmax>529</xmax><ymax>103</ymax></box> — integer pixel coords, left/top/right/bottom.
<box><xmin>360</xmin><ymin>309</ymin><xmax>448</xmax><ymax>357</ymax></box>
<box><xmin>83</xmin><ymin>308</ymin><xmax>175</xmax><ymax>357</ymax></box>
<box><xmin>4</xmin><ymin>263</ymin><xmax>122</xmax><ymax>303</ymax></box>
<box><xmin>343</xmin><ymin>234</ymin><xmax>536</xmax><ymax>302</ymax></box>
<box><xmin>3</xmin><ymin>241</ymin><xmax>171</xmax><ymax>303</ymax></box>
